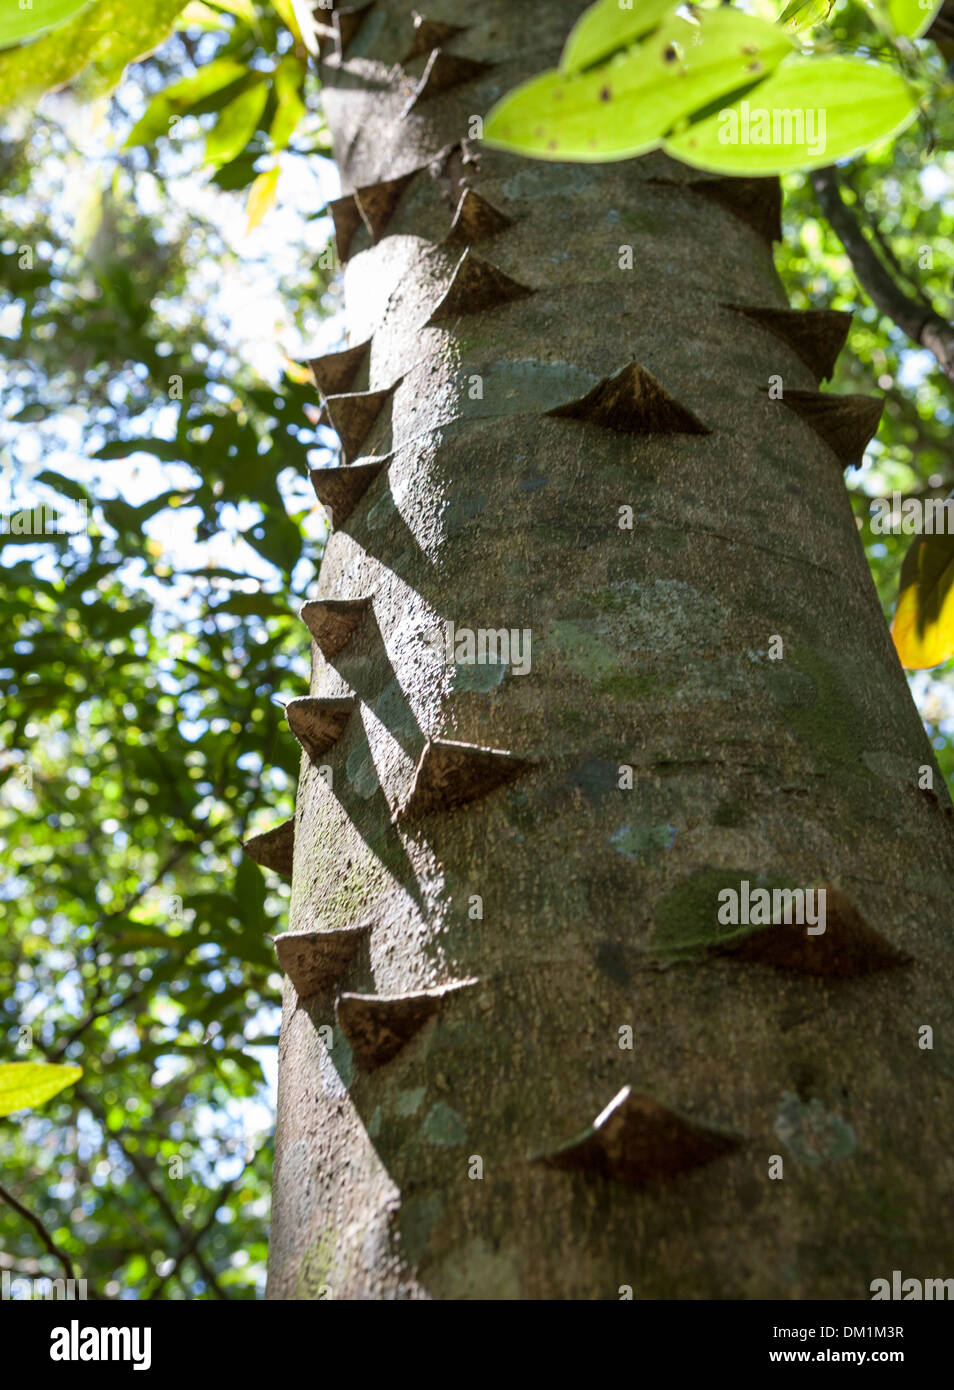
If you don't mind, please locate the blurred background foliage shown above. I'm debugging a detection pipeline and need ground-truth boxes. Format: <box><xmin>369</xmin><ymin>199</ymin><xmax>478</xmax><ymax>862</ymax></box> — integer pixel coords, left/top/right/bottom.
<box><xmin>1</xmin><ymin>0</ymin><xmax>953</xmax><ymax>1298</ymax></box>
<box><xmin>1</xmin><ymin>0</ymin><xmax>336</xmax><ymax>1299</ymax></box>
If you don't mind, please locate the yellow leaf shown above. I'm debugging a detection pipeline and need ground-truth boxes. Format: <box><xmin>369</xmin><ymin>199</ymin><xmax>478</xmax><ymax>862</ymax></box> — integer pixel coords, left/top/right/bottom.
<box><xmin>283</xmin><ymin>356</ymin><xmax>312</xmax><ymax>385</ymax></box>
<box><xmin>891</xmin><ymin>532</ymin><xmax>954</xmax><ymax>669</ymax></box>
<box><xmin>0</xmin><ymin>1063</ymin><xmax>82</xmax><ymax>1117</ymax></box>
<box><xmin>246</xmin><ymin>166</ymin><xmax>280</xmax><ymax>233</ymax></box>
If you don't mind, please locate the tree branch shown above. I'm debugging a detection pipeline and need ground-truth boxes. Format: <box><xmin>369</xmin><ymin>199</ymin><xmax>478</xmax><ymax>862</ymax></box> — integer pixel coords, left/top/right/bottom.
<box><xmin>810</xmin><ymin>165</ymin><xmax>954</xmax><ymax>382</ymax></box>
<box><xmin>928</xmin><ymin>0</ymin><xmax>954</xmax><ymax>47</ymax></box>
<box><xmin>50</xmin><ymin>978</ymin><xmax>149</xmax><ymax>1059</ymax></box>
<box><xmin>72</xmin><ymin>1085</ymin><xmax>231</xmax><ymax>1300</ymax></box>
<box><xmin>143</xmin><ymin>1164</ymin><xmax>246</xmax><ymax>1300</ymax></box>
<box><xmin>0</xmin><ymin>1181</ymin><xmax>76</xmax><ymax>1282</ymax></box>
<box><xmin>98</xmin><ymin>839</ymin><xmax>194</xmax><ymax>927</ymax></box>
<box><xmin>841</xmin><ymin>171</ymin><xmax>936</xmax><ymax>316</ymax></box>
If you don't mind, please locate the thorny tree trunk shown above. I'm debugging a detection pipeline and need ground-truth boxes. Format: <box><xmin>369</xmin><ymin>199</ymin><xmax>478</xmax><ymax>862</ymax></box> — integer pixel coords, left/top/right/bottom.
<box><xmin>264</xmin><ymin>0</ymin><xmax>954</xmax><ymax>1298</ymax></box>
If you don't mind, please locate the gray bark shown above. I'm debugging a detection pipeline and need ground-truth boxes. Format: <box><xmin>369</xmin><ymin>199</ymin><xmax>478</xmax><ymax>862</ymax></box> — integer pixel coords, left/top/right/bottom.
<box><xmin>266</xmin><ymin>0</ymin><xmax>954</xmax><ymax>1299</ymax></box>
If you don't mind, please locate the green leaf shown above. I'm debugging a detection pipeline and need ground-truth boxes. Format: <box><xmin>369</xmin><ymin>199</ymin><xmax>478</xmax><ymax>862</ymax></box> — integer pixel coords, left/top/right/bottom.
<box><xmin>0</xmin><ymin>0</ymin><xmax>190</xmax><ymax>114</ymax></box>
<box><xmin>777</xmin><ymin>0</ymin><xmax>834</xmax><ymax>33</ymax></box>
<box><xmin>891</xmin><ymin>531</ymin><xmax>954</xmax><ymax>669</ymax></box>
<box><xmin>269</xmin><ymin>53</ymin><xmax>306</xmax><ymax>151</ymax></box>
<box><xmin>0</xmin><ymin>1063</ymin><xmax>82</xmax><ymax>1117</ymax></box>
<box><xmin>0</xmin><ymin>0</ymin><xmax>93</xmax><ymax>49</ymax></box>
<box><xmin>484</xmin><ymin>8</ymin><xmax>793</xmax><ymax>162</ymax></box>
<box><xmin>210</xmin><ymin>152</ymin><xmax>259</xmax><ymax>190</ymax></box>
<box><xmin>212</xmin><ymin>590</ymin><xmax>291</xmax><ymax>617</ymax></box>
<box><xmin>176</xmin><ymin>1</ymin><xmax>228</xmax><ymax>31</ymax></box>
<box><xmin>873</xmin><ymin>0</ymin><xmax>943</xmax><ymax>39</ymax></box>
<box><xmin>665</xmin><ymin>55</ymin><xmax>921</xmax><ymax>174</ymax></box>
<box><xmin>13</xmin><ymin>402</ymin><xmax>52</xmax><ymax>422</ymax></box>
<box><xmin>94</xmin><ymin>438</ymin><xmax>189</xmax><ymax>462</ymax></box>
<box><xmin>112</xmin><ymin>927</ymin><xmax>195</xmax><ymax>948</ymax></box>
<box><xmin>560</xmin><ymin>0</ymin><xmax>677</xmax><ymax>73</ymax></box>
<box><xmin>205</xmin><ymin>75</ymin><xmax>269</xmax><ymax>166</ymax></box>
<box><xmin>33</xmin><ymin>470</ymin><xmax>92</xmax><ymax>504</ymax></box>
<box><xmin>234</xmin><ymin>855</ymin><xmax>267</xmax><ymax>932</ymax></box>
<box><xmin>124</xmin><ymin>57</ymin><xmax>249</xmax><ymax>147</ymax></box>
<box><xmin>244</xmin><ymin>510</ymin><xmax>301</xmax><ymax>573</ymax></box>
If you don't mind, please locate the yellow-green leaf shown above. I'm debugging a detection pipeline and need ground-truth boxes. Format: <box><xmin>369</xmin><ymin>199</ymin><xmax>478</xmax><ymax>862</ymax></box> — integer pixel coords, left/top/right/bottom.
<box><xmin>246</xmin><ymin>165</ymin><xmax>280</xmax><ymax>231</ymax></box>
<box><xmin>205</xmin><ymin>0</ymin><xmax>257</xmax><ymax>23</ymax></box>
<box><xmin>0</xmin><ymin>0</ymin><xmax>189</xmax><ymax>114</ymax></box>
<box><xmin>269</xmin><ymin>53</ymin><xmax>306</xmax><ymax>151</ymax></box>
<box><xmin>484</xmin><ymin>8</ymin><xmax>793</xmax><ymax>162</ymax></box>
<box><xmin>876</xmin><ymin>0</ymin><xmax>943</xmax><ymax>39</ymax></box>
<box><xmin>0</xmin><ymin>0</ymin><xmax>93</xmax><ymax>49</ymax></box>
<box><xmin>777</xmin><ymin>0</ymin><xmax>834</xmax><ymax>33</ymax></box>
<box><xmin>124</xmin><ymin>57</ymin><xmax>249</xmax><ymax>147</ymax></box>
<box><xmin>0</xmin><ymin>1062</ymin><xmax>82</xmax><ymax>1117</ymax></box>
<box><xmin>665</xmin><ymin>55</ymin><xmax>921</xmax><ymax>174</ymax></box>
<box><xmin>561</xmin><ymin>0</ymin><xmax>678</xmax><ymax>72</ymax></box>
<box><xmin>891</xmin><ymin>532</ymin><xmax>954</xmax><ymax>669</ymax></box>
<box><xmin>177</xmin><ymin>2</ymin><xmax>231</xmax><ymax>32</ymax></box>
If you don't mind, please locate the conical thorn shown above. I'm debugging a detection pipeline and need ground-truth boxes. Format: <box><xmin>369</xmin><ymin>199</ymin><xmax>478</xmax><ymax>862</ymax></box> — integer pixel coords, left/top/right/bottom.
<box><xmin>334</xmin><ymin>3</ymin><xmax>374</xmax><ymax>54</ymax></box>
<box><xmin>765</xmin><ymin>388</ymin><xmax>883</xmax><ymax>466</ymax></box>
<box><xmin>285</xmin><ymin>696</ymin><xmax>356</xmax><ymax>758</ymax></box>
<box><xmin>329</xmin><ymin>193</ymin><xmax>362</xmax><ymax>262</ymax></box>
<box><xmin>309</xmin><ymin>458</ymin><xmax>388</xmax><ymax>525</ymax></box>
<box><xmin>242</xmin><ymin>818</ymin><xmax>294</xmax><ymax>879</ymax></box>
<box><xmin>403</xmin><ymin>13</ymin><xmax>467</xmax><ymax>63</ymax></box>
<box><xmin>355</xmin><ymin>170</ymin><xmax>418</xmax><ymax>243</ymax></box>
<box><xmin>274</xmin><ymin>925</ymin><xmax>370</xmax><ymax>998</ymax></box>
<box><xmin>336</xmin><ymin>978</ymin><xmax>478</xmax><ymax>1068</ymax></box>
<box><xmin>299</xmin><ymin>596</ymin><xmax>372</xmax><ymax>660</ymax></box>
<box><xmin>690</xmin><ymin>175</ymin><xmax>782</xmax><ymax>244</ymax></box>
<box><xmin>394</xmin><ymin>738</ymin><xmax>529</xmax><ymax>822</ymax></box>
<box><xmin>548</xmin><ymin>362</ymin><xmax>710</xmax><ymax>436</ymax></box>
<box><xmin>426</xmin><ymin>249</ymin><xmax>532</xmax><ymax>324</ymax></box>
<box><xmin>540</xmin><ymin>1086</ymin><xmax>742</xmax><ymax>1186</ymax></box>
<box><xmin>324</xmin><ymin>383</ymin><xmax>397</xmax><ymax>463</ymax></box>
<box><xmin>726</xmin><ymin>305</ymin><xmax>851</xmax><ymax>383</ymax></box>
<box><xmin>308</xmin><ymin>339</ymin><xmax>371</xmax><ymax>398</ymax></box>
<box><xmin>716</xmin><ymin>884</ymin><xmax>913</xmax><ymax>977</ymax></box>
<box><xmin>402</xmin><ymin>48</ymin><xmax>493</xmax><ymax>115</ymax></box>
<box><xmin>444</xmin><ymin>188</ymin><xmax>513</xmax><ymax>245</ymax></box>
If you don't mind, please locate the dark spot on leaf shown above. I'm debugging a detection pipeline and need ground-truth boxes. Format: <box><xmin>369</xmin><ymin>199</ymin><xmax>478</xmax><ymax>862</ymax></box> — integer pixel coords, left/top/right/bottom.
<box><xmin>599</xmin><ymin>86</ymin><xmax>612</xmax><ymax>101</ymax></box>
<box><xmin>548</xmin><ymin>140</ymin><xmax>558</xmax><ymax>150</ymax></box>
<box><xmin>663</xmin><ymin>44</ymin><xmax>678</xmax><ymax>63</ymax></box>
<box><xmin>741</xmin><ymin>45</ymin><xmax>759</xmax><ymax>54</ymax></box>
<box><xmin>747</xmin><ymin>61</ymin><xmax>762</xmax><ymax>72</ymax></box>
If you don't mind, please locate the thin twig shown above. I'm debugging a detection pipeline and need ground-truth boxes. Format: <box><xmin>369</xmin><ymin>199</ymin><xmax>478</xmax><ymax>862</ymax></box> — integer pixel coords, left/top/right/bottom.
<box><xmin>811</xmin><ymin>166</ymin><xmax>954</xmax><ymax>382</ymax></box>
<box><xmin>144</xmin><ymin>1163</ymin><xmax>247</xmax><ymax>1300</ymax></box>
<box><xmin>50</xmin><ymin>979</ymin><xmax>149</xmax><ymax>1059</ymax></box>
<box><xmin>72</xmin><ymin>1085</ymin><xmax>230</xmax><ymax>1300</ymax></box>
<box><xmin>0</xmin><ymin>1181</ymin><xmax>76</xmax><ymax>1282</ymax></box>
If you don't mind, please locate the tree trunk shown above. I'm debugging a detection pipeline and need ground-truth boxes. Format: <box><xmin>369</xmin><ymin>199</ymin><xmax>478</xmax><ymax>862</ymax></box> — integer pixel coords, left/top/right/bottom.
<box><xmin>266</xmin><ymin>0</ymin><xmax>954</xmax><ymax>1299</ymax></box>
